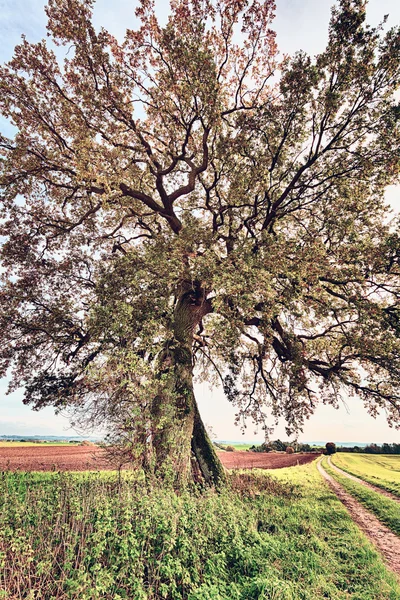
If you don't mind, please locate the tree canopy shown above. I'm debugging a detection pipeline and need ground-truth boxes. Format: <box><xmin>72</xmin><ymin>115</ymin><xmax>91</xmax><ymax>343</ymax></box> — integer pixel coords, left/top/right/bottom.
<box><xmin>1</xmin><ymin>0</ymin><xmax>400</xmax><ymax>483</ymax></box>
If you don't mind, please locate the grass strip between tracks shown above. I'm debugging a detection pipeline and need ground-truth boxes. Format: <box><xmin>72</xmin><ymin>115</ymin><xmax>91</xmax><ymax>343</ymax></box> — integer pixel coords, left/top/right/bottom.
<box><xmin>322</xmin><ymin>458</ymin><xmax>400</xmax><ymax>537</ymax></box>
<box><xmin>330</xmin><ymin>454</ymin><xmax>400</xmax><ymax>498</ymax></box>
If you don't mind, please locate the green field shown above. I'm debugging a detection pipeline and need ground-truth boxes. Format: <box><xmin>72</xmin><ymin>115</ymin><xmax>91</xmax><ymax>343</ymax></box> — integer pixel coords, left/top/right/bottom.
<box><xmin>331</xmin><ymin>453</ymin><xmax>400</xmax><ymax>497</ymax></box>
<box><xmin>323</xmin><ymin>458</ymin><xmax>400</xmax><ymax>537</ymax></box>
<box><xmin>1</xmin><ymin>463</ymin><xmax>399</xmax><ymax>599</ymax></box>
<box><xmin>217</xmin><ymin>443</ymin><xmax>258</xmax><ymax>451</ymax></box>
<box><xmin>230</xmin><ymin>443</ymin><xmax>257</xmax><ymax>451</ymax></box>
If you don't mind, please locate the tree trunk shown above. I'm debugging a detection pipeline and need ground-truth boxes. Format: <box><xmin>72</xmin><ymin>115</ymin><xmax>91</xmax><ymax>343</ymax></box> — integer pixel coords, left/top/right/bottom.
<box><xmin>151</xmin><ymin>341</ymin><xmax>196</xmax><ymax>484</ymax></box>
<box><xmin>191</xmin><ymin>400</ymin><xmax>226</xmax><ymax>486</ymax></box>
<box><xmin>151</xmin><ymin>280</ymin><xmax>226</xmax><ymax>487</ymax></box>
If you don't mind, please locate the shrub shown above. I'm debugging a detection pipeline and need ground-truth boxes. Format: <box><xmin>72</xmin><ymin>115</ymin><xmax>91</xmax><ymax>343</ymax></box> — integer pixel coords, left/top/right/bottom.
<box><xmin>225</xmin><ymin>445</ymin><xmax>235</xmax><ymax>452</ymax></box>
<box><xmin>249</xmin><ymin>443</ymin><xmax>271</xmax><ymax>452</ymax></box>
<box><xmin>325</xmin><ymin>442</ymin><xmax>336</xmax><ymax>455</ymax></box>
<box><xmin>286</xmin><ymin>446</ymin><xmax>294</xmax><ymax>454</ymax></box>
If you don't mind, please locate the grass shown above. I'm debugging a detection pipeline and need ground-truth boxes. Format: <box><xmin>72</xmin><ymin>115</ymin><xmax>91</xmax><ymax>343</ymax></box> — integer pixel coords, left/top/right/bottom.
<box><xmin>0</xmin><ymin>463</ymin><xmax>399</xmax><ymax>599</ymax></box>
<box><xmin>331</xmin><ymin>454</ymin><xmax>400</xmax><ymax>497</ymax></box>
<box><xmin>216</xmin><ymin>443</ymin><xmax>258</xmax><ymax>451</ymax></box>
<box><xmin>322</xmin><ymin>458</ymin><xmax>400</xmax><ymax>537</ymax></box>
<box><xmin>230</xmin><ymin>443</ymin><xmax>257</xmax><ymax>450</ymax></box>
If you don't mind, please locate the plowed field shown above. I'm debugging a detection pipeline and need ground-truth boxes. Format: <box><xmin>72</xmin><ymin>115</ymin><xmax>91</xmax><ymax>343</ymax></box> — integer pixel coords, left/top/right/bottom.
<box><xmin>219</xmin><ymin>451</ymin><xmax>319</xmax><ymax>469</ymax></box>
<box><xmin>0</xmin><ymin>445</ymin><xmax>319</xmax><ymax>471</ymax></box>
<box><xmin>0</xmin><ymin>445</ymin><xmax>112</xmax><ymax>471</ymax></box>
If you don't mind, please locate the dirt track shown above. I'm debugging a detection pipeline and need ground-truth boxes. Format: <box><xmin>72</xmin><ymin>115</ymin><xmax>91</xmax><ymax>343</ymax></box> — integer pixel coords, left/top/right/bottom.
<box><xmin>318</xmin><ymin>458</ymin><xmax>400</xmax><ymax>578</ymax></box>
<box><xmin>0</xmin><ymin>446</ymin><xmax>319</xmax><ymax>471</ymax></box>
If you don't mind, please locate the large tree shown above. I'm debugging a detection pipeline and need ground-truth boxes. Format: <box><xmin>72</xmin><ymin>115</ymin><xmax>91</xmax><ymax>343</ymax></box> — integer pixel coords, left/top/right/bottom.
<box><xmin>1</xmin><ymin>0</ymin><xmax>400</xmax><ymax>485</ymax></box>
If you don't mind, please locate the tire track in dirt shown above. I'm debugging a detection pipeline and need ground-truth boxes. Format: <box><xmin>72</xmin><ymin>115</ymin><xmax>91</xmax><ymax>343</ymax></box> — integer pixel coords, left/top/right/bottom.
<box><xmin>327</xmin><ymin>456</ymin><xmax>400</xmax><ymax>503</ymax></box>
<box><xmin>317</xmin><ymin>458</ymin><xmax>400</xmax><ymax>578</ymax></box>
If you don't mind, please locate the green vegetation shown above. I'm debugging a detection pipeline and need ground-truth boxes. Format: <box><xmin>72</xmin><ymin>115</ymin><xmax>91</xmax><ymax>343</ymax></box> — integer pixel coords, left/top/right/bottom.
<box><xmin>337</xmin><ymin>444</ymin><xmax>400</xmax><ymax>455</ymax></box>
<box><xmin>215</xmin><ymin>443</ymin><xmax>258</xmax><ymax>451</ymax></box>
<box><xmin>248</xmin><ymin>440</ymin><xmax>319</xmax><ymax>453</ymax></box>
<box><xmin>2</xmin><ymin>0</ymin><xmax>400</xmax><ymax>487</ymax></box>
<box><xmin>323</xmin><ymin>458</ymin><xmax>400</xmax><ymax>537</ymax></box>
<box><xmin>1</xmin><ymin>464</ymin><xmax>399</xmax><ymax>599</ymax></box>
<box><xmin>228</xmin><ymin>443</ymin><xmax>257</xmax><ymax>451</ymax></box>
<box><xmin>331</xmin><ymin>454</ymin><xmax>400</xmax><ymax>497</ymax></box>
<box><xmin>325</xmin><ymin>443</ymin><xmax>336</xmax><ymax>455</ymax></box>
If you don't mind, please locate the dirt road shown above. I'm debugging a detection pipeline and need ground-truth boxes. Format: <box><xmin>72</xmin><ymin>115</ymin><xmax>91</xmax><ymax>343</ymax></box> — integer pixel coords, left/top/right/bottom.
<box><xmin>318</xmin><ymin>458</ymin><xmax>400</xmax><ymax>578</ymax></box>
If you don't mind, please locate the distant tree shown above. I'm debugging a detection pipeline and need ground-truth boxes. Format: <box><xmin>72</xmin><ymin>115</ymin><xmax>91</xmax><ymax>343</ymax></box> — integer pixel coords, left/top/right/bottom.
<box><xmin>325</xmin><ymin>442</ymin><xmax>337</xmax><ymax>455</ymax></box>
<box><xmin>364</xmin><ymin>443</ymin><xmax>380</xmax><ymax>454</ymax></box>
<box><xmin>298</xmin><ymin>443</ymin><xmax>312</xmax><ymax>453</ymax></box>
<box><xmin>270</xmin><ymin>440</ymin><xmax>288</xmax><ymax>452</ymax></box>
<box><xmin>249</xmin><ymin>442</ymin><xmax>271</xmax><ymax>453</ymax></box>
<box><xmin>1</xmin><ymin>0</ymin><xmax>400</xmax><ymax>485</ymax></box>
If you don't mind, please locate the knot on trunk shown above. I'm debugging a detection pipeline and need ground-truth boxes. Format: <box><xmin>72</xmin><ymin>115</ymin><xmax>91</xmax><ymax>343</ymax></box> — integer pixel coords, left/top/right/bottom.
<box><xmin>174</xmin><ymin>280</ymin><xmax>212</xmax><ymax>345</ymax></box>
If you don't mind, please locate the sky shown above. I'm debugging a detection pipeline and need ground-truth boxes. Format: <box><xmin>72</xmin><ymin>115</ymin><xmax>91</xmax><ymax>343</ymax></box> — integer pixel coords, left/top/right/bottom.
<box><xmin>0</xmin><ymin>0</ymin><xmax>400</xmax><ymax>443</ymax></box>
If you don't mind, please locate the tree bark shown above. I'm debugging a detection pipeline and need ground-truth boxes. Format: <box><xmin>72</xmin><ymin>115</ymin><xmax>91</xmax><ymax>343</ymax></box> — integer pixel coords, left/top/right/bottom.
<box><xmin>191</xmin><ymin>400</ymin><xmax>226</xmax><ymax>486</ymax></box>
<box><xmin>151</xmin><ymin>280</ymin><xmax>226</xmax><ymax>486</ymax></box>
<box><xmin>151</xmin><ymin>342</ymin><xmax>196</xmax><ymax>484</ymax></box>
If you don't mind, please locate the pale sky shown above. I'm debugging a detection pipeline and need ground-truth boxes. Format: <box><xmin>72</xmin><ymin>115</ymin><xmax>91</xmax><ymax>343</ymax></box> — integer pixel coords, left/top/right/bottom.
<box><xmin>0</xmin><ymin>0</ymin><xmax>399</xmax><ymax>443</ymax></box>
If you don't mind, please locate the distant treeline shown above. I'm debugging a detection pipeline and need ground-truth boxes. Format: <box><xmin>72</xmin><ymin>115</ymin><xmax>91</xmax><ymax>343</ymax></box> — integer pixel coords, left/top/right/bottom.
<box><xmin>249</xmin><ymin>440</ymin><xmax>320</xmax><ymax>453</ymax></box>
<box><xmin>337</xmin><ymin>443</ymin><xmax>400</xmax><ymax>454</ymax></box>
<box><xmin>248</xmin><ymin>440</ymin><xmax>400</xmax><ymax>455</ymax></box>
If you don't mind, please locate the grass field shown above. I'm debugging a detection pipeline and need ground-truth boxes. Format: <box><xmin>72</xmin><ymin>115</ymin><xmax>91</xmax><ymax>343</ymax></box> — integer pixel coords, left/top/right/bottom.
<box><xmin>323</xmin><ymin>458</ymin><xmax>400</xmax><ymax>537</ymax></box>
<box><xmin>216</xmin><ymin>443</ymin><xmax>258</xmax><ymax>451</ymax></box>
<box><xmin>331</xmin><ymin>454</ymin><xmax>400</xmax><ymax>497</ymax></box>
<box><xmin>229</xmin><ymin>443</ymin><xmax>257</xmax><ymax>450</ymax></box>
<box><xmin>1</xmin><ymin>463</ymin><xmax>399</xmax><ymax>599</ymax></box>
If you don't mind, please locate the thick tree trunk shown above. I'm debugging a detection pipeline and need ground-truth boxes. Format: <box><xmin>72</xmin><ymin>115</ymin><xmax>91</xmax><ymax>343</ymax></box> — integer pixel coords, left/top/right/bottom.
<box><xmin>151</xmin><ymin>280</ymin><xmax>226</xmax><ymax>486</ymax></box>
<box><xmin>151</xmin><ymin>342</ymin><xmax>196</xmax><ymax>484</ymax></box>
<box><xmin>191</xmin><ymin>401</ymin><xmax>226</xmax><ymax>486</ymax></box>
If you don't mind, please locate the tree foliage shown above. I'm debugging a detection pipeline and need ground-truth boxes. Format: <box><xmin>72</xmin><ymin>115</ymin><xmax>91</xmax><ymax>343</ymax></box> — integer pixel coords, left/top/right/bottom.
<box><xmin>1</xmin><ymin>0</ymin><xmax>400</xmax><ymax>481</ymax></box>
<box><xmin>325</xmin><ymin>442</ymin><xmax>337</xmax><ymax>455</ymax></box>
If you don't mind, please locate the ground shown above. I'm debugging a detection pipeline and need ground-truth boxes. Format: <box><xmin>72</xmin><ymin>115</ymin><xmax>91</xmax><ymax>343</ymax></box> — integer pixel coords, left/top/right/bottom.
<box><xmin>318</xmin><ymin>456</ymin><xmax>400</xmax><ymax>578</ymax></box>
<box><xmin>1</xmin><ymin>447</ymin><xmax>399</xmax><ymax>597</ymax></box>
<box><xmin>0</xmin><ymin>445</ymin><xmax>319</xmax><ymax>471</ymax></box>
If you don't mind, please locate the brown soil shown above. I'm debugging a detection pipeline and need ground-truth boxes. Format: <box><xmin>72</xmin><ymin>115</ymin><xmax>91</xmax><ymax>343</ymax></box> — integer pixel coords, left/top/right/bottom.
<box><xmin>328</xmin><ymin>456</ymin><xmax>400</xmax><ymax>503</ymax></box>
<box><xmin>318</xmin><ymin>458</ymin><xmax>400</xmax><ymax>578</ymax></box>
<box><xmin>218</xmin><ymin>451</ymin><xmax>319</xmax><ymax>470</ymax></box>
<box><xmin>0</xmin><ymin>445</ymin><xmax>113</xmax><ymax>471</ymax></box>
<box><xmin>0</xmin><ymin>446</ymin><xmax>318</xmax><ymax>471</ymax></box>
